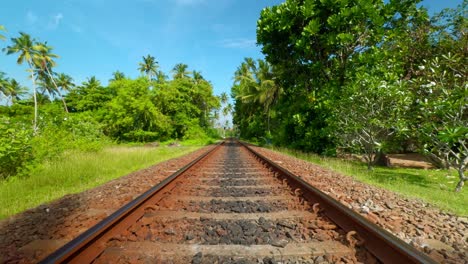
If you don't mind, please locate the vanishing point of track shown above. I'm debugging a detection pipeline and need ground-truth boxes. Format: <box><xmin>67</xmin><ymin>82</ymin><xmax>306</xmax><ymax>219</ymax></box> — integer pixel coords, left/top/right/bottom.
<box><xmin>40</xmin><ymin>140</ymin><xmax>436</xmax><ymax>263</ymax></box>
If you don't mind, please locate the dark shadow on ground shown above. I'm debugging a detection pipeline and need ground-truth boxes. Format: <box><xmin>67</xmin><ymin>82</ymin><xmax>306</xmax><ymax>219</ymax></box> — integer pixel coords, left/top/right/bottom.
<box><xmin>368</xmin><ymin>169</ymin><xmax>433</xmax><ymax>188</ymax></box>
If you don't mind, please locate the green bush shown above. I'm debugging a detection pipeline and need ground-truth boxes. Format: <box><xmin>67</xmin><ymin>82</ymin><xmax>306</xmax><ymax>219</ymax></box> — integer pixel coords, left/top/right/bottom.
<box><xmin>32</xmin><ymin>113</ymin><xmax>108</xmax><ymax>162</ymax></box>
<box><xmin>0</xmin><ymin>117</ymin><xmax>33</xmax><ymax>178</ymax></box>
<box><xmin>0</xmin><ymin>106</ymin><xmax>110</xmax><ymax>179</ymax></box>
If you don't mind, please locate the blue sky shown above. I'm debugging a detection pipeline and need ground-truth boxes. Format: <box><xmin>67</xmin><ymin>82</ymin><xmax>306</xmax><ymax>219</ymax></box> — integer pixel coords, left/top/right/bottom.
<box><xmin>0</xmin><ymin>0</ymin><xmax>463</xmax><ymax>98</ymax></box>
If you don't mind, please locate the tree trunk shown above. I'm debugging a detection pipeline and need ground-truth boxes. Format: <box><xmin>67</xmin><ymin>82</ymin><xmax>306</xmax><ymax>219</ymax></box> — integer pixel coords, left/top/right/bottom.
<box><xmin>267</xmin><ymin>105</ymin><xmax>271</xmax><ymax>134</ymax></box>
<box><xmin>28</xmin><ymin>61</ymin><xmax>38</xmax><ymax>134</ymax></box>
<box><xmin>45</xmin><ymin>66</ymin><xmax>68</xmax><ymax>113</ymax></box>
<box><xmin>57</xmin><ymin>89</ymin><xmax>69</xmax><ymax>113</ymax></box>
<box><xmin>364</xmin><ymin>153</ymin><xmax>373</xmax><ymax>170</ymax></box>
<box><xmin>426</xmin><ymin>153</ymin><xmax>450</xmax><ymax>169</ymax></box>
<box><xmin>374</xmin><ymin>150</ymin><xmax>392</xmax><ymax>167</ymax></box>
<box><xmin>455</xmin><ymin>168</ymin><xmax>466</xmax><ymax>192</ymax></box>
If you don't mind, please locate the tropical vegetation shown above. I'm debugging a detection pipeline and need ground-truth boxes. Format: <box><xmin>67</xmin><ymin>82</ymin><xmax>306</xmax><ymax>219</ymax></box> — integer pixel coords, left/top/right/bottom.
<box><xmin>231</xmin><ymin>0</ymin><xmax>467</xmax><ymax>191</ymax></box>
<box><xmin>0</xmin><ymin>29</ymin><xmax>222</xmax><ymax>181</ymax></box>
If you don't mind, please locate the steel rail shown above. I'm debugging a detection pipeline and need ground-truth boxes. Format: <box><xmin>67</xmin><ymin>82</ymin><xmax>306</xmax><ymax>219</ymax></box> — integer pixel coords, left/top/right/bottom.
<box><xmin>239</xmin><ymin>141</ymin><xmax>436</xmax><ymax>264</ymax></box>
<box><xmin>39</xmin><ymin>142</ymin><xmax>224</xmax><ymax>264</ymax></box>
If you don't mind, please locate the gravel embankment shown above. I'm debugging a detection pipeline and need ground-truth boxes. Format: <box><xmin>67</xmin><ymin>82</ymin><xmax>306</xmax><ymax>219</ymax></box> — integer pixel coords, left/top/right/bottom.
<box><xmin>0</xmin><ymin>144</ymin><xmax>466</xmax><ymax>263</ymax></box>
<box><xmin>251</xmin><ymin>146</ymin><xmax>467</xmax><ymax>264</ymax></box>
<box><xmin>0</xmin><ymin>145</ymin><xmax>214</xmax><ymax>264</ymax></box>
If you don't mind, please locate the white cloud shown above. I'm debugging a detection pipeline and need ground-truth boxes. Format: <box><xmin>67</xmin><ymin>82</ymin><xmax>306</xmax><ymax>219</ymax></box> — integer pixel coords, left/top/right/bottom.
<box><xmin>219</xmin><ymin>38</ymin><xmax>256</xmax><ymax>49</ymax></box>
<box><xmin>49</xmin><ymin>13</ymin><xmax>64</xmax><ymax>29</ymax></box>
<box><xmin>26</xmin><ymin>11</ymin><xmax>38</xmax><ymax>24</ymax></box>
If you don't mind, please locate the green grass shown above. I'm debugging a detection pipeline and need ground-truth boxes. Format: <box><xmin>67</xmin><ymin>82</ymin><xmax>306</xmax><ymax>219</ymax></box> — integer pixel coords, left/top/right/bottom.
<box><xmin>272</xmin><ymin>148</ymin><xmax>467</xmax><ymax>216</ymax></box>
<box><xmin>0</xmin><ymin>143</ymin><xmax>204</xmax><ymax>219</ymax></box>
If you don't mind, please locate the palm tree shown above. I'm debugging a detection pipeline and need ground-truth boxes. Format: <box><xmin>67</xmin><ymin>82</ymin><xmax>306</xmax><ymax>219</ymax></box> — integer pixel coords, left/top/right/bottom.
<box><xmin>55</xmin><ymin>73</ymin><xmax>74</xmax><ymax>93</ymax></box>
<box><xmin>192</xmin><ymin>71</ymin><xmax>204</xmax><ymax>84</ymax></box>
<box><xmin>4</xmin><ymin>32</ymin><xmax>42</xmax><ymax>132</ymax></box>
<box><xmin>83</xmin><ymin>76</ymin><xmax>101</xmax><ymax>89</ymax></box>
<box><xmin>37</xmin><ymin>77</ymin><xmax>56</xmax><ymax>99</ymax></box>
<box><xmin>34</xmin><ymin>41</ymin><xmax>69</xmax><ymax>112</ymax></box>
<box><xmin>233</xmin><ymin>58</ymin><xmax>282</xmax><ymax>133</ymax></box>
<box><xmin>155</xmin><ymin>70</ymin><xmax>167</xmax><ymax>84</ymax></box>
<box><xmin>222</xmin><ymin>103</ymin><xmax>233</xmax><ymax>117</ymax></box>
<box><xmin>220</xmin><ymin>92</ymin><xmax>229</xmax><ymax>104</ymax></box>
<box><xmin>110</xmin><ymin>71</ymin><xmax>125</xmax><ymax>82</ymax></box>
<box><xmin>255</xmin><ymin>59</ymin><xmax>282</xmax><ymax>133</ymax></box>
<box><xmin>138</xmin><ymin>55</ymin><xmax>158</xmax><ymax>81</ymax></box>
<box><xmin>0</xmin><ymin>72</ymin><xmax>9</xmax><ymax>101</ymax></box>
<box><xmin>172</xmin><ymin>63</ymin><xmax>190</xmax><ymax>79</ymax></box>
<box><xmin>5</xmin><ymin>79</ymin><xmax>27</xmax><ymax>105</ymax></box>
<box><xmin>0</xmin><ymin>25</ymin><xmax>6</xmax><ymax>41</ymax></box>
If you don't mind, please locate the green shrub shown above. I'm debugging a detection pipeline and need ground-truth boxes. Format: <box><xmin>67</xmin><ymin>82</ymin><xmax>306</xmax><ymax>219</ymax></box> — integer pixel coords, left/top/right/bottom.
<box><xmin>0</xmin><ymin>107</ymin><xmax>110</xmax><ymax>179</ymax></box>
<box><xmin>0</xmin><ymin>117</ymin><xmax>33</xmax><ymax>178</ymax></box>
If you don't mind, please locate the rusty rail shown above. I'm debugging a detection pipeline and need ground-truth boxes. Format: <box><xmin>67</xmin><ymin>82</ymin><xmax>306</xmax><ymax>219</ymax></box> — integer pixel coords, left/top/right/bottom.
<box><xmin>239</xmin><ymin>140</ymin><xmax>436</xmax><ymax>264</ymax></box>
<box><xmin>39</xmin><ymin>142</ymin><xmax>223</xmax><ymax>264</ymax></box>
<box><xmin>40</xmin><ymin>140</ymin><xmax>436</xmax><ymax>263</ymax></box>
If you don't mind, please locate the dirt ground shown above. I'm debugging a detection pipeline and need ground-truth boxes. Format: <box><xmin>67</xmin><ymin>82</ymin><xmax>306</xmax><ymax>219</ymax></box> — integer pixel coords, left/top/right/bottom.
<box><xmin>386</xmin><ymin>153</ymin><xmax>434</xmax><ymax>169</ymax></box>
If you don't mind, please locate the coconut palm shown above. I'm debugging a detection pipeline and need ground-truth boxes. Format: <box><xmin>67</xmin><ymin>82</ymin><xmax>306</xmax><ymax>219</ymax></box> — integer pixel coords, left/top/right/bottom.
<box><xmin>37</xmin><ymin>77</ymin><xmax>57</xmax><ymax>99</ymax></box>
<box><xmin>110</xmin><ymin>71</ymin><xmax>125</xmax><ymax>82</ymax></box>
<box><xmin>55</xmin><ymin>73</ymin><xmax>74</xmax><ymax>93</ymax></box>
<box><xmin>172</xmin><ymin>63</ymin><xmax>190</xmax><ymax>79</ymax></box>
<box><xmin>4</xmin><ymin>32</ymin><xmax>42</xmax><ymax>132</ymax></box>
<box><xmin>34</xmin><ymin>41</ymin><xmax>69</xmax><ymax>112</ymax></box>
<box><xmin>255</xmin><ymin>59</ymin><xmax>282</xmax><ymax>133</ymax></box>
<box><xmin>5</xmin><ymin>78</ymin><xmax>27</xmax><ymax>104</ymax></box>
<box><xmin>192</xmin><ymin>71</ymin><xmax>204</xmax><ymax>84</ymax></box>
<box><xmin>138</xmin><ymin>55</ymin><xmax>158</xmax><ymax>81</ymax></box>
<box><xmin>222</xmin><ymin>103</ymin><xmax>233</xmax><ymax>117</ymax></box>
<box><xmin>155</xmin><ymin>70</ymin><xmax>167</xmax><ymax>84</ymax></box>
<box><xmin>220</xmin><ymin>92</ymin><xmax>229</xmax><ymax>104</ymax></box>
<box><xmin>83</xmin><ymin>76</ymin><xmax>101</xmax><ymax>89</ymax></box>
<box><xmin>233</xmin><ymin>58</ymin><xmax>282</xmax><ymax>133</ymax></box>
<box><xmin>0</xmin><ymin>72</ymin><xmax>9</xmax><ymax>101</ymax></box>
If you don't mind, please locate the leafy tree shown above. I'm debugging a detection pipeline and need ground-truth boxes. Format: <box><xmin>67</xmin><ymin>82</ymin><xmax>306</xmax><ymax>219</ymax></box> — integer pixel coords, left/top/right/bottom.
<box><xmin>172</xmin><ymin>63</ymin><xmax>190</xmax><ymax>79</ymax></box>
<box><xmin>257</xmin><ymin>0</ymin><xmax>394</xmax><ymax>90</ymax></box>
<box><xmin>411</xmin><ymin>54</ymin><xmax>467</xmax><ymax>191</ymax></box>
<box><xmin>431</xmin><ymin>0</ymin><xmax>467</xmax><ymax>57</ymax></box>
<box><xmin>138</xmin><ymin>55</ymin><xmax>158</xmax><ymax>81</ymax></box>
<box><xmin>102</xmin><ymin>78</ymin><xmax>171</xmax><ymax>141</ymax></box>
<box><xmin>154</xmin><ymin>75</ymin><xmax>219</xmax><ymax>138</ymax></box>
<box><xmin>4</xmin><ymin>32</ymin><xmax>43</xmax><ymax>132</ymax></box>
<box><xmin>66</xmin><ymin>76</ymin><xmax>111</xmax><ymax>112</ymax></box>
<box><xmin>252</xmin><ymin>0</ymin><xmax>423</xmax><ymax>153</ymax></box>
<box><xmin>333</xmin><ymin>62</ymin><xmax>411</xmax><ymax>169</ymax></box>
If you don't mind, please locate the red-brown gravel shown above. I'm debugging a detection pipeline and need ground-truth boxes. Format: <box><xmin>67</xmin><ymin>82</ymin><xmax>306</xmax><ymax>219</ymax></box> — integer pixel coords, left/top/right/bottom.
<box><xmin>0</xmin><ymin>145</ymin><xmax>214</xmax><ymax>264</ymax></box>
<box><xmin>1</xmin><ymin>143</ymin><xmax>466</xmax><ymax>264</ymax></box>
<box><xmin>250</xmin><ymin>146</ymin><xmax>467</xmax><ymax>264</ymax></box>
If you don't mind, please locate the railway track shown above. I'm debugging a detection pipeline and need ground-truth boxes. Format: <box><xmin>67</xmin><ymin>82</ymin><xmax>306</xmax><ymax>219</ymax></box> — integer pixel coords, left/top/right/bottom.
<box><xmin>40</xmin><ymin>140</ymin><xmax>436</xmax><ymax>263</ymax></box>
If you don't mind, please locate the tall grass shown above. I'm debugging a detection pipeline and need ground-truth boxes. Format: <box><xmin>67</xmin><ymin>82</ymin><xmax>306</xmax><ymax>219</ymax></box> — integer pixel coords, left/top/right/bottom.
<box><xmin>273</xmin><ymin>148</ymin><xmax>467</xmax><ymax>216</ymax></box>
<box><xmin>0</xmin><ymin>144</ymin><xmax>202</xmax><ymax>219</ymax></box>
